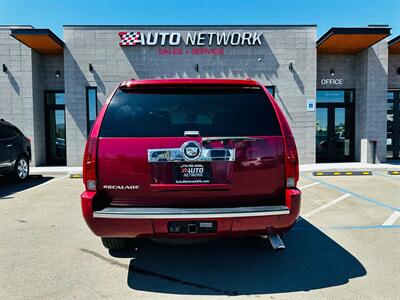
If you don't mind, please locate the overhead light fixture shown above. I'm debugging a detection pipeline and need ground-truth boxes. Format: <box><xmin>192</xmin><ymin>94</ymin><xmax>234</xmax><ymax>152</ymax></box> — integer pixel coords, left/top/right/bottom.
<box><xmin>330</xmin><ymin>68</ymin><xmax>335</xmax><ymax>76</ymax></box>
<box><xmin>55</xmin><ymin>70</ymin><xmax>61</xmax><ymax>78</ymax></box>
<box><xmin>288</xmin><ymin>62</ymin><xmax>293</xmax><ymax>71</ymax></box>
<box><xmin>257</xmin><ymin>57</ymin><xmax>263</xmax><ymax>62</ymax></box>
<box><xmin>89</xmin><ymin>63</ymin><xmax>94</xmax><ymax>72</ymax></box>
<box><xmin>2</xmin><ymin>64</ymin><xmax>7</xmax><ymax>73</ymax></box>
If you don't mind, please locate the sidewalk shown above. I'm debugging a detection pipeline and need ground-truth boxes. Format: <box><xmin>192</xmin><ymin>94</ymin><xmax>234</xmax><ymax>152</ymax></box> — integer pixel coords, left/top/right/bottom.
<box><xmin>31</xmin><ymin>162</ymin><xmax>400</xmax><ymax>176</ymax></box>
<box><xmin>30</xmin><ymin>166</ymin><xmax>82</xmax><ymax>175</ymax></box>
<box><xmin>300</xmin><ymin>162</ymin><xmax>400</xmax><ymax>172</ymax></box>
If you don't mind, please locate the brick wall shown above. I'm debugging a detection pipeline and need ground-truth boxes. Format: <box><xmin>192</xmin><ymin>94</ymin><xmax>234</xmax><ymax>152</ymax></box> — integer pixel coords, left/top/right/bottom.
<box><xmin>0</xmin><ymin>27</ymin><xmax>36</xmax><ymax>164</ymax></box>
<box><xmin>64</xmin><ymin>26</ymin><xmax>317</xmax><ymax>166</ymax></box>
<box><xmin>31</xmin><ymin>54</ymin><xmax>64</xmax><ymax>165</ymax></box>
<box><xmin>355</xmin><ymin>40</ymin><xmax>388</xmax><ymax>163</ymax></box>
<box><xmin>0</xmin><ymin>27</ymin><xmax>64</xmax><ymax>166</ymax></box>
<box><xmin>317</xmin><ymin>39</ymin><xmax>389</xmax><ymax>163</ymax></box>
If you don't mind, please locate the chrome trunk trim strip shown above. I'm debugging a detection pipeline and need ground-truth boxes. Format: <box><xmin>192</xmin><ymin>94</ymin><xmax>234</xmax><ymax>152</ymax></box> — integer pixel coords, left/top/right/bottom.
<box><xmin>93</xmin><ymin>205</ymin><xmax>290</xmax><ymax>219</ymax></box>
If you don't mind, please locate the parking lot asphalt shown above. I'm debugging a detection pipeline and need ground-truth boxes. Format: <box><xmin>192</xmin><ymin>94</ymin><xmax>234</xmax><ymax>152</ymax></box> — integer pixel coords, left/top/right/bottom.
<box><xmin>0</xmin><ymin>173</ymin><xmax>399</xmax><ymax>299</ymax></box>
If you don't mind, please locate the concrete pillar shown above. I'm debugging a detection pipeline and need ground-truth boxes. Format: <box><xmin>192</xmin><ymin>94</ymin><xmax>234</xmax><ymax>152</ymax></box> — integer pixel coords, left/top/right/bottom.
<box><xmin>355</xmin><ymin>38</ymin><xmax>388</xmax><ymax>163</ymax></box>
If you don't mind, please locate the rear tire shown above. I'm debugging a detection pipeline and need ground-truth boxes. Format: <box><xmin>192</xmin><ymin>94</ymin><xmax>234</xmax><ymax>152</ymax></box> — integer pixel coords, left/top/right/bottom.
<box><xmin>101</xmin><ymin>237</ymin><xmax>135</xmax><ymax>250</ymax></box>
<box><xmin>13</xmin><ymin>156</ymin><xmax>29</xmax><ymax>181</ymax></box>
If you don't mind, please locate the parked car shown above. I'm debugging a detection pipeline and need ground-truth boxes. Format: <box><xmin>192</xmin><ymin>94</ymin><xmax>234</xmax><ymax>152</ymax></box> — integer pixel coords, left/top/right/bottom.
<box><xmin>81</xmin><ymin>79</ymin><xmax>301</xmax><ymax>250</ymax></box>
<box><xmin>0</xmin><ymin>119</ymin><xmax>31</xmax><ymax>181</ymax></box>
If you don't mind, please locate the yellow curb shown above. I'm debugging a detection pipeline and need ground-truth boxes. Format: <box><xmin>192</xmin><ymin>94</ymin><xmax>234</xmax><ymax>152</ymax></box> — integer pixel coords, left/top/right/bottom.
<box><xmin>69</xmin><ymin>174</ymin><xmax>82</xmax><ymax>179</ymax></box>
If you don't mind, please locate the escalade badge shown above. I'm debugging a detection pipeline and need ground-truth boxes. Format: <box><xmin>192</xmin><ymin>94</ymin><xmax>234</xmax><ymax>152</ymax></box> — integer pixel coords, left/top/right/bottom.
<box><xmin>103</xmin><ymin>185</ymin><xmax>140</xmax><ymax>190</ymax></box>
<box><xmin>181</xmin><ymin>141</ymin><xmax>202</xmax><ymax>161</ymax></box>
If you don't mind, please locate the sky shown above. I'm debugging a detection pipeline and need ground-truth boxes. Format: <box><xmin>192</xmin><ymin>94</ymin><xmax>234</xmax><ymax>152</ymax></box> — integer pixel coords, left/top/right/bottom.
<box><xmin>0</xmin><ymin>0</ymin><xmax>399</xmax><ymax>40</ymax></box>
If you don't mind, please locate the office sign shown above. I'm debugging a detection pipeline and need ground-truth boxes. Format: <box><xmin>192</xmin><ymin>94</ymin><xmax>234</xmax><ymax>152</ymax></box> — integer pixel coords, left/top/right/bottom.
<box><xmin>118</xmin><ymin>31</ymin><xmax>263</xmax><ymax>46</ymax></box>
<box><xmin>320</xmin><ymin>78</ymin><xmax>344</xmax><ymax>85</ymax></box>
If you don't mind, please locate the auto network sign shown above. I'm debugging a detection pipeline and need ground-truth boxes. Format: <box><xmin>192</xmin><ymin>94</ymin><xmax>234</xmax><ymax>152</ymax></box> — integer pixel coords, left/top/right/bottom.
<box><xmin>118</xmin><ymin>31</ymin><xmax>263</xmax><ymax>46</ymax></box>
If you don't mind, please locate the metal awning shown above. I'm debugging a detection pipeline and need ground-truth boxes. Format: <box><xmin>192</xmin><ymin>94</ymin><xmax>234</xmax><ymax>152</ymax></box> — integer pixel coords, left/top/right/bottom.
<box><xmin>10</xmin><ymin>29</ymin><xmax>64</xmax><ymax>55</ymax></box>
<box><xmin>389</xmin><ymin>35</ymin><xmax>400</xmax><ymax>54</ymax></box>
<box><xmin>317</xmin><ymin>27</ymin><xmax>391</xmax><ymax>55</ymax></box>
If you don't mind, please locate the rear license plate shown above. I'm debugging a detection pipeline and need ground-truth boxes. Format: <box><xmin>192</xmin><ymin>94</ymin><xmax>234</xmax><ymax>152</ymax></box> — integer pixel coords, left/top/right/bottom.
<box><xmin>175</xmin><ymin>163</ymin><xmax>211</xmax><ymax>184</ymax></box>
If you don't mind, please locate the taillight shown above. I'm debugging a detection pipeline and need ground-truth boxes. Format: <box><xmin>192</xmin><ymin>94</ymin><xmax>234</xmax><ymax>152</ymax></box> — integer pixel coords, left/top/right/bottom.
<box><xmin>83</xmin><ymin>137</ymin><xmax>98</xmax><ymax>191</ymax></box>
<box><xmin>266</xmin><ymin>88</ymin><xmax>299</xmax><ymax>189</ymax></box>
<box><xmin>284</xmin><ymin>135</ymin><xmax>299</xmax><ymax>188</ymax></box>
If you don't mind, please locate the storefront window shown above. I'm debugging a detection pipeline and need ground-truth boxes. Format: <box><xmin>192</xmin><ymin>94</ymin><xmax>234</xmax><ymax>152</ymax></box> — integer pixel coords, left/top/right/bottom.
<box><xmin>46</xmin><ymin>92</ymin><xmax>65</xmax><ymax>105</ymax></box>
<box><xmin>44</xmin><ymin>91</ymin><xmax>66</xmax><ymax>165</ymax></box>
<box><xmin>387</xmin><ymin>91</ymin><xmax>400</xmax><ymax>159</ymax></box>
<box><xmin>317</xmin><ymin>90</ymin><xmax>345</xmax><ymax>103</ymax></box>
<box><xmin>316</xmin><ymin>89</ymin><xmax>354</xmax><ymax>162</ymax></box>
<box><xmin>86</xmin><ymin>87</ymin><xmax>98</xmax><ymax>135</ymax></box>
<box><xmin>266</xmin><ymin>86</ymin><xmax>275</xmax><ymax>97</ymax></box>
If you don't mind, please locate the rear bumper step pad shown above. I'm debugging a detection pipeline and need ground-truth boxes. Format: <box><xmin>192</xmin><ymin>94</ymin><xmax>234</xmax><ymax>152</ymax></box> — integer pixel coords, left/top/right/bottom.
<box><xmin>93</xmin><ymin>205</ymin><xmax>290</xmax><ymax>219</ymax></box>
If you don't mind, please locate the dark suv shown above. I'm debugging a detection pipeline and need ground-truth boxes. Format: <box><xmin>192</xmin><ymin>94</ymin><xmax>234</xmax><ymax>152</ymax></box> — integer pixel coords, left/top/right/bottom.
<box><xmin>81</xmin><ymin>79</ymin><xmax>300</xmax><ymax>250</ymax></box>
<box><xmin>0</xmin><ymin>119</ymin><xmax>31</xmax><ymax>181</ymax></box>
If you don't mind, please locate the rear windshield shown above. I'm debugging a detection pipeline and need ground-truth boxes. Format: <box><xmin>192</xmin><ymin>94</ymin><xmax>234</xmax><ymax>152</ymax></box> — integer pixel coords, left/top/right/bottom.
<box><xmin>100</xmin><ymin>86</ymin><xmax>282</xmax><ymax>137</ymax></box>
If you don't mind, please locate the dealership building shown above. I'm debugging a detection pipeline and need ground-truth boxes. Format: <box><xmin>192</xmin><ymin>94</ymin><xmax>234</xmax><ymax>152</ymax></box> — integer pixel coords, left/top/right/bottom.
<box><xmin>0</xmin><ymin>24</ymin><xmax>400</xmax><ymax>166</ymax></box>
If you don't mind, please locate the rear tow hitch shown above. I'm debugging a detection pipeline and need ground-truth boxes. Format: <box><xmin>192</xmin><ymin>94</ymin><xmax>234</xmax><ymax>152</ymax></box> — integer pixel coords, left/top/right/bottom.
<box><xmin>261</xmin><ymin>234</ymin><xmax>286</xmax><ymax>250</ymax></box>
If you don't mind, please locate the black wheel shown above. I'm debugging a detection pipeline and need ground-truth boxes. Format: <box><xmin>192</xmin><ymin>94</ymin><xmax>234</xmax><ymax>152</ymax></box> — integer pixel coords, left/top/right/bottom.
<box><xmin>13</xmin><ymin>156</ymin><xmax>29</xmax><ymax>181</ymax></box>
<box><xmin>101</xmin><ymin>237</ymin><xmax>135</xmax><ymax>250</ymax></box>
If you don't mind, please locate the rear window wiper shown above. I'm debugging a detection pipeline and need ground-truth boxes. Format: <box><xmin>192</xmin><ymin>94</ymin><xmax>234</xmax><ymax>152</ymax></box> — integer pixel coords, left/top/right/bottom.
<box><xmin>202</xmin><ymin>136</ymin><xmax>264</xmax><ymax>145</ymax></box>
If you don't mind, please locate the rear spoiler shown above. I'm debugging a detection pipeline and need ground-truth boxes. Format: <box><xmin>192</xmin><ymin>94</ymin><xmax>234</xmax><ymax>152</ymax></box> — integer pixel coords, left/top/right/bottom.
<box><xmin>119</xmin><ymin>78</ymin><xmax>260</xmax><ymax>89</ymax></box>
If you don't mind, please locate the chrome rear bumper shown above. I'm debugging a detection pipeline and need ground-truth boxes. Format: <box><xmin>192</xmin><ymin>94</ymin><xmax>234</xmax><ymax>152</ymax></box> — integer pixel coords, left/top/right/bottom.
<box><xmin>93</xmin><ymin>205</ymin><xmax>290</xmax><ymax>219</ymax></box>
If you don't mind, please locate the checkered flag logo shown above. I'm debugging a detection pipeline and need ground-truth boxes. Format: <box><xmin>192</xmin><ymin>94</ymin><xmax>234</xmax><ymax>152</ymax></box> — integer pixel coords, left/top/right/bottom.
<box><xmin>119</xmin><ymin>32</ymin><xmax>141</xmax><ymax>46</ymax></box>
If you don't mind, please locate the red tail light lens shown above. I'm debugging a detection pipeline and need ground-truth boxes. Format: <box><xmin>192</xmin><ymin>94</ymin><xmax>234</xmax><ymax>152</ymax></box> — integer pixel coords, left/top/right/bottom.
<box><xmin>267</xmin><ymin>89</ymin><xmax>299</xmax><ymax>189</ymax></box>
<box><xmin>83</xmin><ymin>137</ymin><xmax>98</xmax><ymax>191</ymax></box>
<box><xmin>284</xmin><ymin>135</ymin><xmax>299</xmax><ymax>188</ymax></box>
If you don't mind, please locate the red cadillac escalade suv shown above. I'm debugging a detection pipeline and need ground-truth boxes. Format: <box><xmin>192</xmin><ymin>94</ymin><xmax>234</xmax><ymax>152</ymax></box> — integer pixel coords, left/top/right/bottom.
<box><xmin>81</xmin><ymin>78</ymin><xmax>301</xmax><ymax>250</ymax></box>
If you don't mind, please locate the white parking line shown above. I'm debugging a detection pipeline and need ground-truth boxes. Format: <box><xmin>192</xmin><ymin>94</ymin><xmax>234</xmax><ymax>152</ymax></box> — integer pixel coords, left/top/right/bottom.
<box><xmin>382</xmin><ymin>211</ymin><xmax>400</xmax><ymax>226</ymax></box>
<box><xmin>302</xmin><ymin>193</ymin><xmax>351</xmax><ymax>219</ymax></box>
<box><xmin>15</xmin><ymin>175</ymin><xmax>69</xmax><ymax>195</ymax></box>
<box><xmin>299</xmin><ymin>182</ymin><xmax>319</xmax><ymax>190</ymax></box>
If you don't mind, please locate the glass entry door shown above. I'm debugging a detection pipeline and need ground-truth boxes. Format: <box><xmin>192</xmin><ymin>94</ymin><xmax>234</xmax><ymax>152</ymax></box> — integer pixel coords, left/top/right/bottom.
<box><xmin>316</xmin><ymin>90</ymin><xmax>354</xmax><ymax>162</ymax></box>
<box><xmin>387</xmin><ymin>91</ymin><xmax>400</xmax><ymax>160</ymax></box>
<box><xmin>45</xmin><ymin>92</ymin><xmax>66</xmax><ymax>165</ymax></box>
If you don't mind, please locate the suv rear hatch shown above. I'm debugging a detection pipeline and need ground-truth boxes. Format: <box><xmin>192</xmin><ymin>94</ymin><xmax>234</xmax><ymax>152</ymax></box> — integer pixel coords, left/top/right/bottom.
<box><xmin>96</xmin><ymin>83</ymin><xmax>286</xmax><ymax>208</ymax></box>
